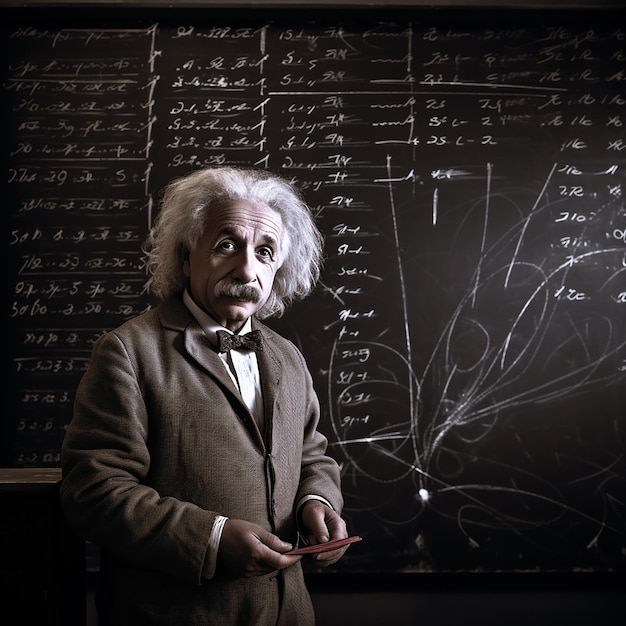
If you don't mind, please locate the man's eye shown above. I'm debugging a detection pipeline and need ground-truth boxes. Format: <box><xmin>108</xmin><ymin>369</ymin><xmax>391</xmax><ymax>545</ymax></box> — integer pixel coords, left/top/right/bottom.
<box><xmin>258</xmin><ymin>247</ymin><xmax>274</xmax><ymax>259</ymax></box>
<box><xmin>218</xmin><ymin>240</ymin><xmax>236</xmax><ymax>252</ymax></box>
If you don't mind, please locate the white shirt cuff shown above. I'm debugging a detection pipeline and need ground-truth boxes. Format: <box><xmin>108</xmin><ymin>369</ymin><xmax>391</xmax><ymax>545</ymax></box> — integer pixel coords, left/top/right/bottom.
<box><xmin>203</xmin><ymin>515</ymin><xmax>228</xmax><ymax>580</ymax></box>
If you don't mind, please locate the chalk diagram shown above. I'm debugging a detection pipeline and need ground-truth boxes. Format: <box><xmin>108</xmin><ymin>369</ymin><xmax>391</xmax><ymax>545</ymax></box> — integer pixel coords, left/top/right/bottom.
<box><xmin>324</xmin><ymin>160</ymin><xmax>626</xmax><ymax>571</ymax></box>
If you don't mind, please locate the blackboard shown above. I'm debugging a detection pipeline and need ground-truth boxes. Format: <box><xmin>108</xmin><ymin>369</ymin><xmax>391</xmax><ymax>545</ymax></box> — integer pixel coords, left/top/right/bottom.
<box><xmin>3</xmin><ymin>3</ymin><xmax>625</xmax><ymax>575</ymax></box>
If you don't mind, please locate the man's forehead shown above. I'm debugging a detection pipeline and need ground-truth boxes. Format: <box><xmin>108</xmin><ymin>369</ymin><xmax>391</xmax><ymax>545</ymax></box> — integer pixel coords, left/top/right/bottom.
<box><xmin>209</xmin><ymin>201</ymin><xmax>283</xmax><ymax>239</ymax></box>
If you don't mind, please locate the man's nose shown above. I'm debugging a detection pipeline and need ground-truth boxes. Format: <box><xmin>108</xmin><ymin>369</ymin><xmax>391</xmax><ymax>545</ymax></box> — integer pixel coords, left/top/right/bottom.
<box><xmin>232</xmin><ymin>247</ymin><xmax>256</xmax><ymax>283</ymax></box>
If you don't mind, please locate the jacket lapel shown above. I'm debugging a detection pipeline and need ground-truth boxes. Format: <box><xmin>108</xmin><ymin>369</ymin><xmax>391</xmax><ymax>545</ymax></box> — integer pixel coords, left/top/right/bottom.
<box><xmin>183</xmin><ymin>325</ymin><xmax>239</xmax><ymax>393</ymax></box>
<box><xmin>158</xmin><ymin>296</ymin><xmax>264</xmax><ymax>446</ymax></box>
<box><xmin>253</xmin><ymin>321</ymin><xmax>283</xmax><ymax>451</ymax></box>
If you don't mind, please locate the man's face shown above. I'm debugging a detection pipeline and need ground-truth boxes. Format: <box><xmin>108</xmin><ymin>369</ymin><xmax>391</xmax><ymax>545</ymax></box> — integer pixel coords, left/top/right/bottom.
<box><xmin>183</xmin><ymin>199</ymin><xmax>283</xmax><ymax>331</ymax></box>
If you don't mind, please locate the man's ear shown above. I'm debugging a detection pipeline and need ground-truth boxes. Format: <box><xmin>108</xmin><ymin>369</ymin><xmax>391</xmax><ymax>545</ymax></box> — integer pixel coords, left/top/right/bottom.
<box><xmin>181</xmin><ymin>246</ymin><xmax>191</xmax><ymax>276</ymax></box>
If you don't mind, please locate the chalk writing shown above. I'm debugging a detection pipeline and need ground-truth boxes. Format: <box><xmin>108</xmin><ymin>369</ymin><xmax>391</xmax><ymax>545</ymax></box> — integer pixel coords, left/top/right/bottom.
<box><xmin>3</xmin><ymin>10</ymin><xmax>625</xmax><ymax>573</ymax></box>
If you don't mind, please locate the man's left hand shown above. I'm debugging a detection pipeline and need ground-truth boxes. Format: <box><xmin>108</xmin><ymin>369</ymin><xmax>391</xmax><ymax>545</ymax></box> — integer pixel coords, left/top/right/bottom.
<box><xmin>299</xmin><ymin>500</ymin><xmax>349</xmax><ymax>567</ymax></box>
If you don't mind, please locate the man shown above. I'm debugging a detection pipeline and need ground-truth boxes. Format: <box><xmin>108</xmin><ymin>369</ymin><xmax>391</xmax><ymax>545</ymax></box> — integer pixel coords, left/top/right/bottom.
<box><xmin>60</xmin><ymin>166</ymin><xmax>349</xmax><ymax>625</ymax></box>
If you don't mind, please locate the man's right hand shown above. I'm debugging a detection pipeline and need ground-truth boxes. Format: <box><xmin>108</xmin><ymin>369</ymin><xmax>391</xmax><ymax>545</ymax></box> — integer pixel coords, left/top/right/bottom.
<box><xmin>218</xmin><ymin>518</ymin><xmax>302</xmax><ymax>577</ymax></box>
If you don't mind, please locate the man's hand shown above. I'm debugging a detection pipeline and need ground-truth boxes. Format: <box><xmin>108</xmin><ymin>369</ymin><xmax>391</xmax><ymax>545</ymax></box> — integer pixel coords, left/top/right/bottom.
<box><xmin>299</xmin><ymin>500</ymin><xmax>349</xmax><ymax>567</ymax></box>
<box><xmin>218</xmin><ymin>518</ymin><xmax>301</xmax><ymax>577</ymax></box>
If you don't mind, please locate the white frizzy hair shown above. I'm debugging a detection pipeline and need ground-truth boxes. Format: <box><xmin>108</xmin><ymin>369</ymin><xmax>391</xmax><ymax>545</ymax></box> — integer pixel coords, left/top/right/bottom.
<box><xmin>143</xmin><ymin>166</ymin><xmax>324</xmax><ymax>319</ymax></box>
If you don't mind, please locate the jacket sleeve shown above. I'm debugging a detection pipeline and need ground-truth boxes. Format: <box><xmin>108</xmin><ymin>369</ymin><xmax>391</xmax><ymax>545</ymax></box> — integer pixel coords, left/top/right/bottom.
<box><xmin>60</xmin><ymin>330</ymin><xmax>215</xmax><ymax>586</ymax></box>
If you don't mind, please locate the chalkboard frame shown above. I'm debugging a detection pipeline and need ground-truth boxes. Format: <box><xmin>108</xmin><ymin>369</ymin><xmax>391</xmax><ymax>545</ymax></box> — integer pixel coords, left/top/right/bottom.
<box><xmin>1</xmin><ymin>0</ymin><xmax>625</xmax><ymax>8</ymax></box>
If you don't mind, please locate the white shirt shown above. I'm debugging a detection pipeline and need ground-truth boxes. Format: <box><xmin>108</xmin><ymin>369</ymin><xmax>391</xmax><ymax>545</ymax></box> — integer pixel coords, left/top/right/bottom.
<box><xmin>183</xmin><ymin>289</ymin><xmax>264</xmax><ymax>428</ymax></box>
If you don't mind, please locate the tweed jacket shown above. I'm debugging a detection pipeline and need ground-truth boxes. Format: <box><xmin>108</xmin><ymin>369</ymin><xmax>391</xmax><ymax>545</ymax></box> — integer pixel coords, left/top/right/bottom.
<box><xmin>60</xmin><ymin>294</ymin><xmax>343</xmax><ymax>625</ymax></box>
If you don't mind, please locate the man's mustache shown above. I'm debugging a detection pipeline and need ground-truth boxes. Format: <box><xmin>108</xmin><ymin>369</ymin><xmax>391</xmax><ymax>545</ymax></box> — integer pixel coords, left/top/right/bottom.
<box><xmin>214</xmin><ymin>281</ymin><xmax>262</xmax><ymax>303</ymax></box>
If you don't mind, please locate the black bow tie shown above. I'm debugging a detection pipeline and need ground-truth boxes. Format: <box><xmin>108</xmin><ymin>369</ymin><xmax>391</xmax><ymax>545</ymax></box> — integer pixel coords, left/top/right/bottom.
<box><xmin>216</xmin><ymin>329</ymin><xmax>264</xmax><ymax>353</ymax></box>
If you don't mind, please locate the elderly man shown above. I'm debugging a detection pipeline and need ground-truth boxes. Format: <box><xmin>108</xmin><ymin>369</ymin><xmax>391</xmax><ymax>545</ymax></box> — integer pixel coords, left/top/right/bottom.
<box><xmin>60</xmin><ymin>167</ymin><xmax>349</xmax><ymax>625</ymax></box>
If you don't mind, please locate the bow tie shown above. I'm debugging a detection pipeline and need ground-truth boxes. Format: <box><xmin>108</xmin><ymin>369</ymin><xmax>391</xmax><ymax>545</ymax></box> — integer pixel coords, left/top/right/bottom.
<box><xmin>216</xmin><ymin>329</ymin><xmax>264</xmax><ymax>353</ymax></box>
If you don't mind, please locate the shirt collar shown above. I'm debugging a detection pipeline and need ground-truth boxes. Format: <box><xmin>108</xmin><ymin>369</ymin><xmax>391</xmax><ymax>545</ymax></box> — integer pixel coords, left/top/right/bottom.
<box><xmin>182</xmin><ymin>289</ymin><xmax>252</xmax><ymax>347</ymax></box>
